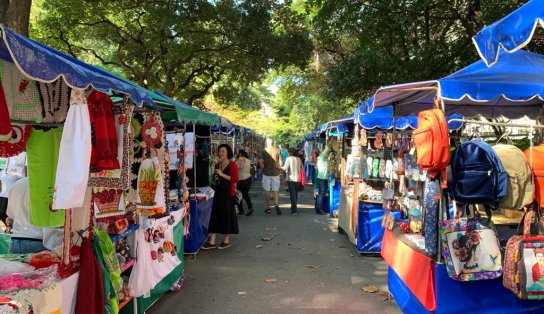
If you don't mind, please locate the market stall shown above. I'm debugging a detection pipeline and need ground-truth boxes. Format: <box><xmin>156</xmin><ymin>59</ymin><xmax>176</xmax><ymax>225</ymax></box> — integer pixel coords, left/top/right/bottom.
<box><xmin>368</xmin><ymin>48</ymin><xmax>544</xmax><ymax>313</ymax></box>
<box><xmin>0</xmin><ymin>25</ymin><xmax>194</xmax><ymax>314</ymax></box>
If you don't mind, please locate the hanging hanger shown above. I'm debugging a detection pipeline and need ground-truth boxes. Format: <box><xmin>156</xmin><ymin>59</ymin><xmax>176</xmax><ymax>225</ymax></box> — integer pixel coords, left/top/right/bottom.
<box><xmin>496</xmin><ymin>131</ymin><xmax>513</xmax><ymax>145</ymax></box>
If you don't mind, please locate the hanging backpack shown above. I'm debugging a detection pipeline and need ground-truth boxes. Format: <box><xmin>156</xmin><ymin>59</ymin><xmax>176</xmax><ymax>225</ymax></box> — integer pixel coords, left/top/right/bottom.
<box><xmin>492</xmin><ymin>144</ymin><xmax>534</xmax><ymax>210</ymax></box>
<box><xmin>525</xmin><ymin>145</ymin><xmax>544</xmax><ymax>207</ymax></box>
<box><xmin>503</xmin><ymin>202</ymin><xmax>544</xmax><ymax>300</ymax></box>
<box><xmin>413</xmin><ymin>108</ymin><xmax>450</xmax><ymax>187</ymax></box>
<box><xmin>450</xmin><ymin>141</ymin><xmax>508</xmax><ymax>209</ymax></box>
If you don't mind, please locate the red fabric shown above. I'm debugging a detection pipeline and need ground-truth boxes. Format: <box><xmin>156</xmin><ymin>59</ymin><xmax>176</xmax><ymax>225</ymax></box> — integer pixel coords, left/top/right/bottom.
<box><xmin>381</xmin><ymin>229</ymin><xmax>436</xmax><ymax>311</ymax></box>
<box><xmin>533</xmin><ymin>263</ymin><xmax>542</xmax><ymax>283</ymax></box>
<box><xmin>75</xmin><ymin>237</ymin><xmax>104</xmax><ymax>314</ymax></box>
<box><xmin>0</xmin><ymin>78</ymin><xmax>12</xmax><ymax>140</ymax></box>
<box><xmin>87</xmin><ymin>91</ymin><xmax>120</xmax><ymax>171</ymax></box>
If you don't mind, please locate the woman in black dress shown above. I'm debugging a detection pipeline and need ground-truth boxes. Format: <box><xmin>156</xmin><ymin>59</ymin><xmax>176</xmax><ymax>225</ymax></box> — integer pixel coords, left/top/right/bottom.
<box><xmin>202</xmin><ymin>144</ymin><xmax>239</xmax><ymax>250</ymax></box>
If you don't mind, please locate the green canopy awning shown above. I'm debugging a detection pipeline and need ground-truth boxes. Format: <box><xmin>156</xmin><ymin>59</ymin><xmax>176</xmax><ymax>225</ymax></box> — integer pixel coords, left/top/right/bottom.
<box><xmin>151</xmin><ymin>92</ymin><xmax>220</xmax><ymax>126</ymax></box>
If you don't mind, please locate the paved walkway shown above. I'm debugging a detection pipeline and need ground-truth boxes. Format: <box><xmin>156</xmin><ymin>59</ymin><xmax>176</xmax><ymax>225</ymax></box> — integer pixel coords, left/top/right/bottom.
<box><xmin>149</xmin><ymin>183</ymin><xmax>401</xmax><ymax>314</ymax></box>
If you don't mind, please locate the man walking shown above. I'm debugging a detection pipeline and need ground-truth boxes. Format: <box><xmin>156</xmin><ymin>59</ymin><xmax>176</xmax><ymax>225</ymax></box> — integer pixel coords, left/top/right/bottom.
<box><xmin>260</xmin><ymin>138</ymin><xmax>282</xmax><ymax>215</ymax></box>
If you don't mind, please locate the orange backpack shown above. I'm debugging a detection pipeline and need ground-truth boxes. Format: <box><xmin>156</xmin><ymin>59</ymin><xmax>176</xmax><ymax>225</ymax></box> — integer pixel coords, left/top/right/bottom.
<box><xmin>524</xmin><ymin>145</ymin><xmax>544</xmax><ymax>207</ymax></box>
<box><xmin>413</xmin><ymin>108</ymin><xmax>450</xmax><ymax>187</ymax></box>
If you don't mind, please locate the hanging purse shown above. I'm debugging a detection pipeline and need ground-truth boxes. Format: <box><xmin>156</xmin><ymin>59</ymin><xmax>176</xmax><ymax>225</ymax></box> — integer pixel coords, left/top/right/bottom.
<box><xmin>438</xmin><ymin>205</ymin><xmax>502</xmax><ymax>281</ymax></box>
<box><xmin>504</xmin><ymin>202</ymin><xmax>544</xmax><ymax>300</ymax></box>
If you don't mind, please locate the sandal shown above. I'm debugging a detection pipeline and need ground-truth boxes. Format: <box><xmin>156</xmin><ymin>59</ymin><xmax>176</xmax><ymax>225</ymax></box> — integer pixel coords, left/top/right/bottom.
<box><xmin>385</xmin><ymin>159</ymin><xmax>393</xmax><ymax>179</ymax></box>
<box><xmin>360</xmin><ymin>129</ymin><xmax>368</xmax><ymax>147</ymax></box>
<box><xmin>367</xmin><ymin>157</ymin><xmax>374</xmax><ymax>178</ymax></box>
<box><xmin>386</xmin><ymin>133</ymin><xmax>393</xmax><ymax>148</ymax></box>
<box><xmin>374</xmin><ymin>130</ymin><xmax>384</xmax><ymax>150</ymax></box>
<box><xmin>379</xmin><ymin>159</ymin><xmax>386</xmax><ymax>178</ymax></box>
<box><xmin>372</xmin><ymin>158</ymin><xmax>380</xmax><ymax>178</ymax></box>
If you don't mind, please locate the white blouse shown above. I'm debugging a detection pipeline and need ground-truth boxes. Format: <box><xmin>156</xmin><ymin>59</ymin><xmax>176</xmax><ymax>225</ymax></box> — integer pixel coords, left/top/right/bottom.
<box><xmin>282</xmin><ymin>156</ymin><xmax>302</xmax><ymax>182</ymax></box>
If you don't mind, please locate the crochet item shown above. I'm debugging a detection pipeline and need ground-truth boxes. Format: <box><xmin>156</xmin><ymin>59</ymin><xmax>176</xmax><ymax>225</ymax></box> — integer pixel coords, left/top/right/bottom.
<box><xmin>93</xmin><ymin>188</ymin><xmax>125</xmax><ymax>220</ymax></box>
<box><xmin>0</xmin><ymin>60</ymin><xmax>42</xmax><ymax>123</ymax></box>
<box><xmin>38</xmin><ymin>78</ymin><xmax>71</xmax><ymax>123</ymax></box>
<box><xmin>0</xmin><ymin>125</ymin><xmax>31</xmax><ymax>158</ymax></box>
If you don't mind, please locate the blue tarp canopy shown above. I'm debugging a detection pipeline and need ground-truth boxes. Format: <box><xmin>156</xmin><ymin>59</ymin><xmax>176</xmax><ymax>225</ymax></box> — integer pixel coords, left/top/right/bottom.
<box><xmin>368</xmin><ymin>50</ymin><xmax>544</xmax><ymax>119</ymax></box>
<box><xmin>354</xmin><ymin>97</ymin><xmax>463</xmax><ymax>130</ymax></box>
<box><xmin>0</xmin><ymin>25</ymin><xmax>154</xmax><ymax>106</ymax></box>
<box><xmin>472</xmin><ymin>0</ymin><xmax>544</xmax><ymax>67</ymax></box>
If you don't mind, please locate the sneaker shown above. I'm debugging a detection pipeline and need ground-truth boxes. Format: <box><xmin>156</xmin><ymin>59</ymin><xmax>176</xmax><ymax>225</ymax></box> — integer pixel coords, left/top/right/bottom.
<box><xmin>217</xmin><ymin>242</ymin><xmax>230</xmax><ymax>250</ymax></box>
<box><xmin>265</xmin><ymin>208</ymin><xmax>272</xmax><ymax>214</ymax></box>
<box><xmin>246</xmin><ymin>209</ymin><xmax>254</xmax><ymax>217</ymax></box>
<box><xmin>275</xmin><ymin>205</ymin><xmax>282</xmax><ymax>215</ymax></box>
<box><xmin>291</xmin><ymin>212</ymin><xmax>299</xmax><ymax>216</ymax></box>
<box><xmin>201</xmin><ymin>242</ymin><xmax>216</xmax><ymax>250</ymax></box>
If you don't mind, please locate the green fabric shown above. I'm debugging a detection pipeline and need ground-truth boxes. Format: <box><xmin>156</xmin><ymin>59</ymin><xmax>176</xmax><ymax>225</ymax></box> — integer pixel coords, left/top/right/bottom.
<box><xmin>316</xmin><ymin>146</ymin><xmax>331</xmax><ymax>180</ymax></box>
<box><xmin>120</xmin><ymin>217</ymin><xmax>184</xmax><ymax>314</ymax></box>
<box><xmin>27</xmin><ymin>127</ymin><xmax>64</xmax><ymax>227</ymax></box>
<box><xmin>0</xmin><ymin>234</ymin><xmax>11</xmax><ymax>254</ymax></box>
<box><xmin>93</xmin><ymin>234</ymin><xmax>119</xmax><ymax>314</ymax></box>
<box><xmin>0</xmin><ymin>253</ymin><xmax>30</xmax><ymax>263</ymax></box>
<box><xmin>95</xmin><ymin>228</ymin><xmax>123</xmax><ymax>294</ymax></box>
<box><xmin>174</xmin><ymin>105</ymin><xmax>220</xmax><ymax>126</ymax></box>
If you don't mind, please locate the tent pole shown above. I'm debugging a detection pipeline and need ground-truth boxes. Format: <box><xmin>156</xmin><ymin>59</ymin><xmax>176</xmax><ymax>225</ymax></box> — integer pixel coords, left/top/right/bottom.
<box><xmin>193</xmin><ymin>123</ymin><xmax>197</xmax><ymax>195</ymax></box>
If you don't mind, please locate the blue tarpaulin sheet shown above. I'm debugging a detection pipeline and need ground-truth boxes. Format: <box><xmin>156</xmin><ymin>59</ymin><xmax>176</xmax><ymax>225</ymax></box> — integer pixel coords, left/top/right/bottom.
<box><xmin>0</xmin><ymin>25</ymin><xmax>154</xmax><ymax>106</ymax></box>
<box><xmin>389</xmin><ymin>263</ymin><xmax>544</xmax><ymax>314</ymax></box>
<box><xmin>357</xmin><ymin>202</ymin><xmax>400</xmax><ymax>253</ymax></box>
<box><xmin>184</xmin><ymin>198</ymin><xmax>213</xmax><ymax>254</ymax></box>
<box><xmin>472</xmin><ymin>0</ymin><xmax>544</xmax><ymax>67</ymax></box>
<box><xmin>328</xmin><ymin>176</ymin><xmax>341</xmax><ymax>216</ymax></box>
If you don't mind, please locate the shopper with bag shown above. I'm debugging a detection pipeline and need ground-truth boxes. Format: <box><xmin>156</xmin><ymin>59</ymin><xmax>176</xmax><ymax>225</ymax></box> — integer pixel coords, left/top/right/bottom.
<box><xmin>281</xmin><ymin>148</ymin><xmax>303</xmax><ymax>215</ymax></box>
<box><xmin>236</xmin><ymin>149</ymin><xmax>254</xmax><ymax>216</ymax></box>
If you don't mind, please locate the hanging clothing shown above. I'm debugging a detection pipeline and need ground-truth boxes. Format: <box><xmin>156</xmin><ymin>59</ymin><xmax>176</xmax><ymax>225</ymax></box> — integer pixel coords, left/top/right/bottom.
<box><xmin>304</xmin><ymin>141</ymin><xmax>313</xmax><ymax>163</ymax></box>
<box><xmin>209</xmin><ymin>162</ymin><xmax>239</xmax><ymax>235</ymax></box>
<box><xmin>87</xmin><ymin>90</ymin><xmax>120</xmax><ymax>172</ymax></box>
<box><xmin>26</xmin><ymin>127</ymin><xmax>64</xmax><ymax>227</ymax></box>
<box><xmin>92</xmin><ymin>230</ymin><xmax>120</xmax><ymax>314</ymax></box>
<box><xmin>75</xmin><ymin>237</ymin><xmax>105</xmax><ymax>314</ymax></box>
<box><xmin>53</xmin><ymin>95</ymin><xmax>92</xmax><ymax>209</ymax></box>
<box><xmin>0</xmin><ymin>77</ymin><xmax>12</xmax><ymax>141</ymax></box>
<box><xmin>38</xmin><ymin>78</ymin><xmax>71</xmax><ymax>124</ymax></box>
<box><xmin>128</xmin><ymin>211</ymin><xmax>183</xmax><ymax>298</ymax></box>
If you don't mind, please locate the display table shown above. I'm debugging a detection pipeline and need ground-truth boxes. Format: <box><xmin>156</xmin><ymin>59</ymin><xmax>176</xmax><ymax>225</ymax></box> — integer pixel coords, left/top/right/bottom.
<box><xmin>382</xmin><ymin>229</ymin><xmax>544</xmax><ymax>313</ymax></box>
<box><xmin>338</xmin><ymin>186</ymin><xmax>356</xmax><ymax>244</ymax></box>
<box><xmin>183</xmin><ymin>198</ymin><xmax>214</xmax><ymax>254</ymax></box>
<box><xmin>357</xmin><ymin>202</ymin><xmax>400</xmax><ymax>253</ymax></box>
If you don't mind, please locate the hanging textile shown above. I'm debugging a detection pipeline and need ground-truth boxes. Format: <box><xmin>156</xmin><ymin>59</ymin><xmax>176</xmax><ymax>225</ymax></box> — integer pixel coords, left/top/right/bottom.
<box><xmin>87</xmin><ymin>90</ymin><xmax>120</xmax><ymax>172</ymax></box>
<box><xmin>75</xmin><ymin>237</ymin><xmax>105</xmax><ymax>314</ymax></box>
<box><xmin>38</xmin><ymin>78</ymin><xmax>71</xmax><ymax>124</ymax></box>
<box><xmin>0</xmin><ymin>78</ymin><xmax>11</xmax><ymax>141</ymax></box>
<box><xmin>136</xmin><ymin>157</ymin><xmax>166</xmax><ymax>216</ymax></box>
<box><xmin>88</xmin><ymin>104</ymin><xmax>133</xmax><ymax>190</ymax></box>
<box><xmin>0</xmin><ymin>125</ymin><xmax>31</xmax><ymax>158</ymax></box>
<box><xmin>53</xmin><ymin>91</ymin><xmax>92</xmax><ymax>209</ymax></box>
<box><xmin>0</xmin><ymin>60</ymin><xmax>42</xmax><ymax>123</ymax></box>
<box><xmin>93</xmin><ymin>229</ymin><xmax>121</xmax><ymax>314</ymax></box>
<box><xmin>27</xmin><ymin>127</ymin><xmax>64</xmax><ymax>227</ymax></box>
<box><xmin>128</xmin><ymin>210</ymin><xmax>183</xmax><ymax>298</ymax></box>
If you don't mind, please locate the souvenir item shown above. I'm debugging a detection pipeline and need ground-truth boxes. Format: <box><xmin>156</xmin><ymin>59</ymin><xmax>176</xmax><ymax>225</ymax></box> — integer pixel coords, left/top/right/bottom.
<box><xmin>374</xmin><ymin>130</ymin><xmax>384</xmax><ymax>149</ymax></box>
<box><xmin>0</xmin><ymin>125</ymin><xmax>31</xmax><ymax>158</ymax></box>
<box><xmin>385</xmin><ymin>159</ymin><xmax>393</xmax><ymax>179</ymax></box>
<box><xmin>399</xmin><ymin>222</ymin><xmax>410</xmax><ymax>233</ymax></box>
<box><xmin>360</xmin><ymin>129</ymin><xmax>367</xmax><ymax>147</ymax></box>
<box><xmin>504</xmin><ymin>203</ymin><xmax>544</xmax><ymax>299</ymax></box>
<box><xmin>493</xmin><ymin>144</ymin><xmax>534</xmax><ymax>210</ymax></box>
<box><xmin>93</xmin><ymin>188</ymin><xmax>124</xmax><ymax>220</ymax></box>
<box><xmin>450</xmin><ymin>141</ymin><xmax>508</xmax><ymax>209</ymax></box>
<box><xmin>151</xmin><ymin>250</ymin><xmax>158</xmax><ymax>260</ymax></box>
<box><xmin>366</xmin><ymin>157</ymin><xmax>373</xmax><ymax>178</ymax></box>
<box><xmin>38</xmin><ymin>78</ymin><xmax>71</xmax><ymax>123</ymax></box>
<box><xmin>424</xmin><ymin>177</ymin><xmax>440</xmax><ymax>256</ymax></box>
<box><xmin>386</xmin><ymin>132</ymin><xmax>393</xmax><ymax>148</ymax></box>
<box><xmin>372</xmin><ymin>158</ymin><xmax>379</xmax><ymax>178</ymax></box>
<box><xmin>141</xmin><ymin>114</ymin><xmax>163</xmax><ymax>148</ymax></box>
<box><xmin>381</xmin><ymin>212</ymin><xmax>395</xmax><ymax>231</ymax></box>
<box><xmin>138</xmin><ymin>157</ymin><xmax>160</xmax><ymax>206</ymax></box>
<box><xmin>379</xmin><ymin>159</ymin><xmax>386</xmax><ymax>178</ymax></box>
<box><xmin>413</xmin><ymin>108</ymin><xmax>450</xmax><ymax>187</ymax></box>
<box><xmin>439</xmin><ymin>210</ymin><xmax>502</xmax><ymax>281</ymax></box>
<box><xmin>87</xmin><ymin>90</ymin><xmax>120</xmax><ymax>172</ymax></box>
<box><xmin>525</xmin><ymin>145</ymin><xmax>544</xmax><ymax>207</ymax></box>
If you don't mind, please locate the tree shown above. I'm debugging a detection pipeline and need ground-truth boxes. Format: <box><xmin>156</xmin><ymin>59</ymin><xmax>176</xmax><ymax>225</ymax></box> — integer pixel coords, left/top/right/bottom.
<box><xmin>32</xmin><ymin>0</ymin><xmax>313</xmax><ymax>109</ymax></box>
<box><xmin>0</xmin><ymin>0</ymin><xmax>33</xmax><ymax>36</ymax></box>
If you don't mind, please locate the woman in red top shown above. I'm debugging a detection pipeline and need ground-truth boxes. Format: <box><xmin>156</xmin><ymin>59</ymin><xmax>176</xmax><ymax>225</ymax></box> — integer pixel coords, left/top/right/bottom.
<box><xmin>202</xmin><ymin>144</ymin><xmax>239</xmax><ymax>250</ymax></box>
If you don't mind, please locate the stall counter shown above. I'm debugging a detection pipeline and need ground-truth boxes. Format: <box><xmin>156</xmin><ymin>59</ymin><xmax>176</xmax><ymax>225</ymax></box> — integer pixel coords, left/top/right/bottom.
<box><xmin>183</xmin><ymin>198</ymin><xmax>214</xmax><ymax>254</ymax></box>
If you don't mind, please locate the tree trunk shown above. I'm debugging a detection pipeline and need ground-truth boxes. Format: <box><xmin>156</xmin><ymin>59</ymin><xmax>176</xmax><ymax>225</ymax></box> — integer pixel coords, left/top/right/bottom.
<box><xmin>0</xmin><ymin>0</ymin><xmax>33</xmax><ymax>37</ymax></box>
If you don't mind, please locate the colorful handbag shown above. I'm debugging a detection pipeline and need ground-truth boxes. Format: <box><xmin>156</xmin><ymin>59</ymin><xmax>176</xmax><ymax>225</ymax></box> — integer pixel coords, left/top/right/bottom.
<box><xmin>504</xmin><ymin>202</ymin><xmax>544</xmax><ymax>300</ymax></box>
<box><xmin>439</xmin><ymin>206</ymin><xmax>502</xmax><ymax>281</ymax></box>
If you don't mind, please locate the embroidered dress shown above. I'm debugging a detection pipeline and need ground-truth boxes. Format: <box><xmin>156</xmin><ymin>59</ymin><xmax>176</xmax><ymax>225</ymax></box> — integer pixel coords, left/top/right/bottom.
<box><xmin>26</xmin><ymin>127</ymin><xmax>64</xmax><ymax>227</ymax></box>
<box><xmin>0</xmin><ymin>60</ymin><xmax>42</xmax><ymax>123</ymax></box>
<box><xmin>52</xmin><ymin>90</ymin><xmax>92</xmax><ymax>209</ymax></box>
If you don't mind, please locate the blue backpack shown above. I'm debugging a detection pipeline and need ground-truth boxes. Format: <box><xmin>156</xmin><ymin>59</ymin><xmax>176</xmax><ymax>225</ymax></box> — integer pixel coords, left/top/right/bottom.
<box><xmin>449</xmin><ymin>141</ymin><xmax>508</xmax><ymax>209</ymax></box>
